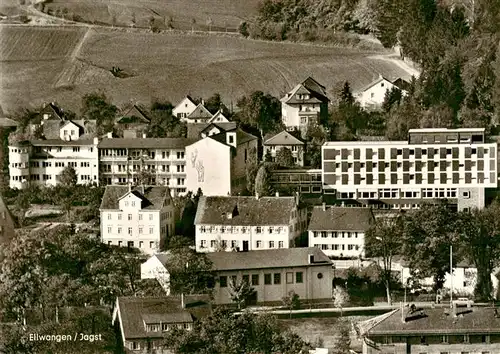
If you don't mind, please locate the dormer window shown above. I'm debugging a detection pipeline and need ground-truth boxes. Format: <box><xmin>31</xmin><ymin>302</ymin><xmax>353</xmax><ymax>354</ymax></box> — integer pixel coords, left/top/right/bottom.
<box><xmin>146</xmin><ymin>323</ymin><xmax>161</xmax><ymax>332</ymax></box>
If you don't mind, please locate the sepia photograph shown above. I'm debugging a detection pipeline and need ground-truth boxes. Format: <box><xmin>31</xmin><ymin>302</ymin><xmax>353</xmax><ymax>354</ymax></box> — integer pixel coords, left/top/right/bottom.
<box><xmin>0</xmin><ymin>0</ymin><xmax>500</xmax><ymax>353</ymax></box>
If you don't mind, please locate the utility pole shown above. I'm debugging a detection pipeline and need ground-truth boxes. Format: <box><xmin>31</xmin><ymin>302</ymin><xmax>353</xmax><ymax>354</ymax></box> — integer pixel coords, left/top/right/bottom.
<box><xmin>450</xmin><ymin>245</ymin><xmax>453</xmax><ymax>308</ymax></box>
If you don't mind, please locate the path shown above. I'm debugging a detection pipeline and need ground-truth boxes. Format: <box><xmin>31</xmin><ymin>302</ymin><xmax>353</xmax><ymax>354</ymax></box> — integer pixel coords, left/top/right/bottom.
<box><xmin>368</xmin><ymin>53</ymin><xmax>421</xmax><ymax>78</ymax></box>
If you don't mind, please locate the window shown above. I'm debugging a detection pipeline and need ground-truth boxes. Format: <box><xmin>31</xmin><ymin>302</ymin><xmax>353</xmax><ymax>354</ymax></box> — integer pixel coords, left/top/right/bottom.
<box><xmin>139</xmin><ymin>241</ymin><xmax>143</xmax><ymax>248</ymax></box>
<box><xmin>463</xmin><ymin>334</ymin><xmax>470</xmax><ymax>343</ymax></box>
<box><xmin>118</xmin><ymin>227</ymin><xmax>122</xmax><ymax>234</ymax></box>
<box><xmin>107</xmin><ymin>213</ymin><xmax>111</xmax><ymax>220</ymax></box>
<box><xmin>482</xmin><ymin>335</ymin><xmax>490</xmax><ymax>343</ymax></box>
<box><xmin>118</xmin><ymin>213</ymin><xmax>122</xmax><ymax>220</ymax></box>
<box><xmin>230</xmin><ymin>275</ymin><xmax>237</xmax><ymax>285</ymax></box>
<box><xmin>278</xmin><ymin>241</ymin><xmax>284</xmax><ymax>248</ymax></box>
<box><xmin>256</xmin><ymin>226</ymin><xmax>262</xmax><ymax>233</ymax></box>
<box><xmin>139</xmin><ymin>214</ymin><xmax>143</xmax><ymax>221</ymax></box>
<box><xmin>286</xmin><ymin>272</ymin><xmax>293</xmax><ymax>284</ymax></box>
<box><xmin>139</xmin><ymin>227</ymin><xmax>143</xmax><ymax>234</ymax></box>
<box><xmin>269</xmin><ymin>241</ymin><xmax>275</xmax><ymax>248</ymax></box>
<box><xmin>118</xmin><ymin>241</ymin><xmax>122</xmax><ymax>246</ymax></box>
<box><xmin>420</xmin><ymin>336</ymin><xmax>426</xmax><ymax>344</ymax></box>
<box><xmin>107</xmin><ymin>226</ymin><xmax>112</xmax><ymax>233</ymax></box>
<box><xmin>252</xmin><ymin>274</ymin><xmax>259</xmax><ymax>285</ymax></box>
<box><xmin>128</xmin><ymin>214</ymin><xmax>132</xmax><ymax>220</ymax></box>
<box><xmin>150</xmin><ymin>241</ymin><xmax>155</xmax><ymax>248</ymax></box>
<box><xmin>149</xmin><ymin>213</ymin><xmax>153</xmax><ymax>220</ymax></box>
<box><xmin>242</xmin><ymin>275</ymin><xmax>249</xmax><ymax>284</ymax></box>
<box><xmin>274</xmin><ymin>273</ymin><xmax>281</xmax><ymax>284</ymax></box>
<box><xmin>463</xmin><ymin>191</ymin><xmax>470</xmax><ymax>198</ymax></box>
<box><xmin>256</xmin><ymin>240</ymin><xmax>262</xmax><ymax>248</ymax></box>
<box><xmin>296</xmin><ymin>272</ymin><xmax>303</xmax><ymax>283</ymax></box>
<box><xmin>132</xmin><ymin>342</ymin><xmax>140</xmax><ymax>350</ymax></box>
<box><xmin>128</xmin><ymin>227</ymin><xmax>132</xmax><ymax>235</ymax></box>
<box><xmin>441</xmin><ymin>335</ymin><xmax>448</xmax><ymax>343</ymax></box>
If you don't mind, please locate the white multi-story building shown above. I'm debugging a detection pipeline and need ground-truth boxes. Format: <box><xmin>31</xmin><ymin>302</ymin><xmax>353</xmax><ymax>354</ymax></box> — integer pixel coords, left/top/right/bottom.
<box><xmin>172</xmin><ymin>96</ymin><xmax>197</xmax><ymax>119</ymax></box>
<box><xmin>308</xmin><ymin>204</ymin><xmax>374</xmax><ymax>258</ymax></box>
<box><xmin>8</xmin><ymin>119</ymin><xmax>99</xmax><ymax>189</ymax></box>
<box><xmin>98</xmin><ymin>136</ymin><xmax>198</xmax><ymax>195</ymax></box>
<box><xmin>263</xmin><ymin>130</ymin><xmax>305</xmax><ymax>166</ymax></box>
<box><xmin>99</xmin><ymin>185</ymin><xmax>175</xmax><ymax>255</ymax></box>
<box><xmin>281</xmin><ymin>77</ymin><xmax>329</xmax><ymax>136</ymax></box>
<box><xmin>194</xmin><ymin>194</ymin><xmax>308</xmax><ymax>253</ymax></box>
<box><xmin>322</xmin><ymin>128</ymin><xmax>498</xmax><ymax>211</ymax></box>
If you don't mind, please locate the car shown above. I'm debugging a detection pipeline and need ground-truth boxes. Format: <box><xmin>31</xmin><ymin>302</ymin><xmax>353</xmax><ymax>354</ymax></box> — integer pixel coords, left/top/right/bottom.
<box><xmin>454</xmin><ymin>297</ymin><xmax>474</xmax><ymax>305</ymax></box>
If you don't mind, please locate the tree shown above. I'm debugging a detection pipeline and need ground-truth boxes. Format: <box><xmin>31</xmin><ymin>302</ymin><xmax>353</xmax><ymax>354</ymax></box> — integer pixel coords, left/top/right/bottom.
<box><xmin>275</xmin><ymin>147</ymin><xmax>294</xmax><ymax>167</ymax></box>
<box><xmin>365</xmin><ymin>216</ymin><xmax>403</xmax><ymax>304</ymax></box>
<box><xmin>14</xmin><ymin>192</ymin><xmax>30</xmax><ymax>227</ymax></box>
<box><xmin>236</xmin><ymin>91</ymin><xmax>281</xmax><ymax>139</ymax></box>
<box><xmin>382</xmin><ymin>87</ymin><xmax>403</xmax><ymax>112</ymax></box>
<box><xmin>147</xmin><ymin>100</ymin><xmax>186</xmax><ymax>138</ymax></box>
<box><xmin>332</xmin><ymin>319</ymin><xmax>351</xmax><ymax>354</ymax></box>
<box><xmin>239</xmin><ymin>21</ymin><xmax>249</xmax><ymax>37</ymax></box>
<box><xmin>204</xmin><ymin>93</ymin><xmax>230</xmax><ymax>116</ymax></box>
<box><xmin>339</xmin><ymin>81</ymin><xmax>355</xmax><ymax>106</ymax></box>
<box><xmin>81</xmin><ymin>91</ymin><xmax>117</xmax><ymax>136</ymax></box>
<box><xmin>254</xmin><ymin>164</ymin><xmax>274</xmax><ymax>197</ymax></box>
<box><xmin>229</xmin><ymin>277</ymin><xmax>255</xmax><ymax>310</ymax></box>
<box><xmin>58</xmin><ymin>165</ymin><xmax>77</xmax><ymax>187</ymax></box>
<box><xmin>281</xmin><ymin>290</ymin><xmax>300</xmax><ymax>318</ymax></box>
<box><xmin>245</xmin><ymin>147</ymin><xmax>259</xmax><ymax>194</ymax></box>
<box><xmin>332</xmin><ymin>286</ymin><xmax>350</xmax><ymax>317</ymax></box>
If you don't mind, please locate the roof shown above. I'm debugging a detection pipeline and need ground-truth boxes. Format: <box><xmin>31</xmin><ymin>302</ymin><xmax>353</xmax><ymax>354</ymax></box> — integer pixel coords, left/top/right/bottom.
<box><xmin>186</xmin><ymin>122</ymin><xmax>237</xmax><ymax>139</ymax></box>
<box><xmin>195</xmin><ymin>195</ymin><xmax>299</xmax><ymax>226</ymax></box>
<box><xmin>408</xmin><ymin>128</ymin><xmax>485</xmax><ymax>133</ymax></box>
<box><xmin>116</xmin><ymin>295</ymin><xmax>211</xmax><ymax>339</ymax></box>
<box><xmin>153</xmin><ymin>252</ymin><xmax>172</xmax><ymax>267</ymax></box>
<box><xmin>207</xmin><ymin>247</ymin><xmax>332</xmax><ymax>271</ymax></box>
<box><xmin>355</xmin><ymin>75</ymin><xmax>394</xmax><ymax>94</ymax></box>
<box><xmin>41</xmin><ymin>119</ymin><xmax>96</xmax><ymax>140</ymax></box>
<box><xmin>142</xmin><ymin>312</ymin><xmax>193</xmax><ymax>324</ymax></box>
<box><xmin>31</xmin><ymin>139</ymin><xmax>95</xmax><ymax>146</ymax></box>
<box><xmin>117</xmin><ymin>105</ymin><xmax>151</xmax><ymax>124</ymax></box>
<box><xmin>174</xmin><ymin>96</ymin><xmax>197</xmax><ymax>110</ymax></box>
<box><xmin>208</xmin><ymin>128</ymin><xmax>257</xmax><ymax>147</ymax></box>
<box><xmin>187</xmin><ymin>104</ymin><xmax>213</xmax><ymax>119</ymax></box>
<box><xmin>202</xmin><ymin>122</ymin><xmax>237</xmax><ymax>134</ymax></box>
<box><xmin>100</xmin><ymin>186</ymin><xmax>170</xmax><ymax>210</ymax></box>
<box><xmin>35</xmin><ymin>102</ymin><xmax>64</xmax><ymax>121</ymax></box>
<box><xmin>97</xmin><ymin>137</ymin><xmax>197</xmax><ymax>149</ymax></box>
<box><xmin>366</xmin><ymin>307</ymin><xmax>500</xmax><ymax>335</ymax></box>
<box><xmin>308</xmin><ymin>206</ymin><xmax>374</xmax><ymax>231</ymax></box>
<box><xmin>207</xmin><ymin>110</ymin><xmax>230</xmax><ymax>123</ymax></box>
<box><xmin>392</xmin><ymin>78</ymin><xmax>411</xmax><ymax>91</ymax></box>
<box><xmin>281</xmin><ymin>77</ymin><xmax>329</xmax><ymax>104</ymax></box>
<box><xmin>263</xmin><ymin>130</ymin><xmax>304</xmax><ymax>146</ymax></box>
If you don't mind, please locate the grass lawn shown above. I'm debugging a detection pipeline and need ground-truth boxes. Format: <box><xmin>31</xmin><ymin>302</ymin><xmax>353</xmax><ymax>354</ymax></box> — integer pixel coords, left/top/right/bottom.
<box><xmin>1</xmin><ymin>25</ymin><xmax>412</xmax><ymax>114</ymax></box>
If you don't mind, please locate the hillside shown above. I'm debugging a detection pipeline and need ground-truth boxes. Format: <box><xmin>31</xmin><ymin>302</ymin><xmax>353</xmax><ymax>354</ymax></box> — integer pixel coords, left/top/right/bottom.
<box><xmin>0</xmin><ymin>25</ymin><xmax>414</xmax><ymax>114</ymax></box>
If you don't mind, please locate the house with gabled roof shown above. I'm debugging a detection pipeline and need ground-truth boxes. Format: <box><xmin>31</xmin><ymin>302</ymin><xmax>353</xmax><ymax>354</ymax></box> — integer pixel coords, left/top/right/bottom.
<box><xmin>141</xmin><ymin>252</ymin><xmax>171</xmax><ymax>295</ymax></box>
<box><xmin>207</xmin><ymin>247</ymin><xmax>332</xmax><ymax>305</ymax></box>
<box><xmin>194</xmin><ymin>193</ymin><xmax>307</xmax><ymax>253</ymax></box>
<box><xmin>112</xmin><ymin>295</ymin><xmax>211</xmax><ymax>353</ymax></box>
<box><xmin>173</xmin><ymin>96</ymin><xmax>197</xmax><ymax>119</ymax></box>
<box><xmin>99</xmin><ymin>185</ymin><xmax>175</xmax><ymax>255</ymax></box>
<box><xmin>185</xmin><ymin>128</ymin><xmax>258</xmax><ymax>196</ymax></box>
<box><xmin>207</xmin><ymin>110</ymin><xmax>230</xmax><ymax>123</ymax></box>
<box><xmin>35</xmin><ymin>102</ymin><xmax>64</xmax><ymax>122</ymax></box>
<box><xmin>263</xmin><ymin>130</ymin><xmax>305</xmax><ymax>166</ymax></box>
<box><xmin>183</xmin><ymin>104</ymin><xmax>213</xmax><ymax>124</ymax></box>
<box><xmin>116</xmin><ymin>105</ymin><xmax>151</xmax><ymax>138</ymax></box>
<box><xmin>308</xmin><ymin>204</ymin><xmax>374</xmax><ymax>258</ymax></box>
<box><xmin>281</xmin><ymin>77</ymin><xmax>330</xmax><ymax>136</ymax></box>
<box><xmin>354</xmin><ymin>75</ymin><xmax>409</xmax><ymax>110</ymax></box>
<box><xmin>186</xmin><ymin>122</ymin><xmax>237</xmax><ymax>139</ymax></box>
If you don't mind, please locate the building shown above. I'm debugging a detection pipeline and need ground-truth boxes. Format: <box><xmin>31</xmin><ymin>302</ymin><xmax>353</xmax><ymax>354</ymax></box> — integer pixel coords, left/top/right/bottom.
<box><xmin>183</xmin><ymin>104</ymin><xmax>213</xmax><ymax>124</ymax></box>
<box><xmin>34</xmin><ymin>102</ymin><xmax>65</xmax><ymax>122</ymax></box>
<box><xmin>359</xmin><ymin>305</ymin><xmax>500</xmax><ymax>354</ymax></box>
<box><xmin>112</xmin><ymin>295</ymin><xmax>211</xmax><ymax>353</ymax></box>
<box><xmin>0</xmin><ymin>194</ymin><xmax>16</xmax><ymax>261</ymax></box>
<box><xmin>140</xmin><ymin>252</ymin><xmax>171</xmax><ymax>294</ymax></box>
<box><xmin>207</xmin><ymin>247</ymin><xmax>333</xmax><ymax>305</ymax></box>
<box><xmin>116</xmin><ymin>105</ymin><xmax>151</xmax><ymax>138</ymax></box>
<box><xmin>281</xmin><ymin>77</ymin><xmax>330</xmax><ymax>135</ymax></box>
<box><xmin>98</xmin><ymin>137</ymin><xmax>197</xmax><ymax>195</ymax></box>
<box><xmin>185</xmin><ymin>128</ymin><xmax>258</xmax><ymax>196</ymax></box>
<box><xmin>269</xmin><ymin>168</ymin><xmax>323</xmax><ymax>194</ymax></box>
<box><xmin>355</xmin><ymin>75</ymin><xmax>409</xmax><ymax>110</ymax></box>
<box><xmin>263</xmin><ymin>130</ymin><xmax>305</xmax><ymax>166</ymax></box>
<box><xmin>194</xmin><ymin>193</ymin><xmax>308</xmax><ymax>253</ymax></box>
<box><xmin>186</xmin><ymin>122</ymin><xmax>237</xmax><ymax>140</ymax></box>
<box><xmin>173</xmin><ymin>96</ymin><xmax>197</xmax><ymax>119</ymax></box>
<box><xmin>308</xmin><ymin>205</ymin><xmax>374</xmax><ymax>258</ymax></box>
<box><xmin>321</xmin><ymin>128</ymin><xmax>498</xmax><ymax>211</ymax></box>
<box><xmin>99</xmin><ymin>185</ymin><xmax>175</xmax><ymax>254</ymax></box>
<box><xmin>8</xmin><ymin>119</ymin><xmax>99</xmax><ymax>189</ymax></box>
<box><xmin>207</xmin><ymin>110</ymin><xmax>230</xmax><ymax>123</ymax></box>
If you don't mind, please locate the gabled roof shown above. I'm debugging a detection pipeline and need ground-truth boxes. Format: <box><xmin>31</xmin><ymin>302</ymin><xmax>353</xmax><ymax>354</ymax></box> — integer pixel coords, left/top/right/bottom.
<box><xmin>35</xmin><ymin>102</ymin><xmax>64</xmax><ymax>121</ymax></box>
<box><xmin>207</xmin><ymin>247</ymin><xmax>332</xmax><ymax>271</ymax></box>
<box><xmin>117</xmin><ymin>105</ymin><xmax>151</xmax><ymax>124</ymax></box>
<box><xmin>302</xmin><ymin>76</ymin><xmax>328</xmax><ymax>97</ymax></box>
<box><xmin>208</xmin><ymin>128</ymin><xmax>257</xmax><ymax>147</ymax></box>
<box><xmin>194</xmin><ymin>195</ymin><xmax>297</xmax><ymax>226</ymax></box>
<box><xmin>60</xmin><ymin>120</ymin><xmax>80</xmax><ymax>130</ymax></box>
<box><xmin>97</xmin><ymin>137</ymin><xmax>197</xmax><ymax>149</ymax></box>
<box><xmin>263</xmin><ymin>130</ymin><xmax>304</xmax><ymax>146</ymax></box>
<box><xmin>308</xmin><ymin>206</ymin><xmax>374</xmax><ymax>231</ymax></box>
<box><xmin>173</xmin><ymin>96</ymin><xmax>197</xmax><ymax>111</ymax></box>
<box><xmin>115</xmin><ymin>295</ymin><xmax>211</xmax><ymax>339</ymax></box>
<box><xmin>355</xmin><ymin>75</ymin><xmax>394</xmax><ymax>94</ymax></box>
<box><xmin>281</xmin><ymin>77</ymin><xmax>330</xmax><ymax>104</ymax></box>
<box><xmin>152</xmin><ymin>252</ymin><xmax>171</xmax><ymax>267</ymax></box>
<box><xmin>100</xmin><ymin>186</ymin><xmax>170</xmax><ymax>210</ymax></box>
<box><xmin>366</xmin><ymin>307</ymin><xmax>500</xmax><ymax>336</ymax></box>
<box><xmin>392</xmin><ymin>77</ymin><xmax>411</xmax><ymax>91</ymax></box>
<box><xmin>202</xmin><ymin>122</ymin><xmax>237</xmax><ymax>134</ymax></box>
<box><xmin>207</xmin><ymin>110</ymin><xmax>230</xmax><ymax>123</ymax></box>
<box><xmin>187</xmin><ymin>104</ymin><xmax>213</xmax><ymax>119</ymax></box>
<box><xmin>41</xmin><ymin>119</ymin><xmax>96</xmax><ymax>140</ymax></box>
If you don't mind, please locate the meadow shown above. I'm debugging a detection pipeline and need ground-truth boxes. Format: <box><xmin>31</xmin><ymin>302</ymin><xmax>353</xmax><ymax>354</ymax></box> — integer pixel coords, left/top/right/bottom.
<box><xmin>0</xmin><ymin>25</ymin><xmax>412</xmax><ymax>114</ymax></box>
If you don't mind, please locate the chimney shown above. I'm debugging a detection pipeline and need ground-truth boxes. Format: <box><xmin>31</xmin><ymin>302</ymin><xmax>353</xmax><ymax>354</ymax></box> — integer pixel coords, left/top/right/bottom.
<box><xmin>255</xmin><ymin>192</ymin><xmax>259</xmax><ymax>200</ymax></box>
<box><xmin>181</xmin><ymin>293</ymin><xmax>185</xmax><ymax>309</ymax></box>
<box><xmin>201</xmin><ymin>99</ymin><xmax>205</xmax><ymax>106</ymax></box>
<box><xmin>142</xmin><ymin>133</ymin><xmax>146</xmax><ymax>138</ymax></box>
<box><xmin>322</xmin><ymin>202</ymin><xmax>326</xmax><ymax>211</ymax></box>
<box><xmin>275</xmin><ymin>191</ymin><xmax>280</xmax><ymax>197</ymax></box>
<box><xmin>308</xmin><ymin>254</ymin><xmax>314</xmax><ymax>264</ymax></box>
<box><xmin>107</xmin><ymin>132</ymin><xmax>112</xmax><ymax>138</ymax></box>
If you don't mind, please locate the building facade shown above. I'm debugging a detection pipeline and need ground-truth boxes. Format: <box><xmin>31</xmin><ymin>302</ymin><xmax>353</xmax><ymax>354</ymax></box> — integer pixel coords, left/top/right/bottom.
<box><xmin>355</xmin><ymin>75</ymin><xmax>409</xmax><ymax>110</ymax></box>
<box><xmin>322</xmin><ymin>128</ymin><xmax>498</xmax><ymax>211</ymax></box>
<box><xmin>207</xmin><ymin>248</ymin><xmax>333</xmax><ymax>305</ymax></box>
<box><xmin>263</xmin><ymin>130</ymin><xmax>305</xmax><ymax>166</ymax></box>
<box><xmin>308</xmin><ymin>205</ymin><xmax>374</xmax><ymax>258</ymax></box>
<box><xmin>194</xmin><ymin>194</ymin><xmax>308</xmax><ymax>253</ymax></box>
<box><xmin>269</xmin><ymin>168</ymin><xmax>323</xmax><ymax>194</ymax></box>
<box><xmin>99</xmin><ymin>186</ymin><xmax>175</xmax><ymax>255</ymax></box>
<box><xmin>173</xmin><ymin>96</ymin><xmax>197</xmax><ymax>119</ymax></box>
<box><xmin>140</xmin><ymin>253</ymin><xmax>171</xmax><ymax>295</ymax></box>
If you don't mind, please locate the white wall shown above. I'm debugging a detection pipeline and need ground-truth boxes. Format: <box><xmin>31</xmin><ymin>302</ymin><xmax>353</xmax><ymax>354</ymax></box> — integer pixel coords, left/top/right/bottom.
<box><xmin>173</xmin><ymin>98</ymin><xmax>197</xmax><ymax>119</ymax></box>
<box><xmin>309</xmin><ymin>230</ymin><xmax>365</xmax><ymax>258</ymax></box>
<box><xmin>356</xmin><ymin>79</ymin><xmax>399</xmax><ymax>108</ymax></box>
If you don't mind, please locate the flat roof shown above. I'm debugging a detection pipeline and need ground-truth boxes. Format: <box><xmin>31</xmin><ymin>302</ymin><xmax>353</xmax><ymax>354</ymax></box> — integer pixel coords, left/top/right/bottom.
<box><xmin>408</xmin><ymin>128</ymin><xmax>485</xmax><ymax>133</ymax></box>
<box><xmin>323</xmin><ymin>141</ymin><xmax>407</xmax><ymax>146</ymax></box>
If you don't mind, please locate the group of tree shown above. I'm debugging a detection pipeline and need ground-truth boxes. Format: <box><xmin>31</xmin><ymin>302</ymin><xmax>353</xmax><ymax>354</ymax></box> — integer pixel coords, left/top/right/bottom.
<box><xmin>365</xmin><ymin>199</ymin><xmax>500</xmax><ymax>303</ymax></box>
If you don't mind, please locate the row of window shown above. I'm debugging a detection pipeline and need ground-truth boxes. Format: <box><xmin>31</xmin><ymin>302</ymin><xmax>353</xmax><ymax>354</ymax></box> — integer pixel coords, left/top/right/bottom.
<box><xmin>108</xmin><ymin>240</ymin><xmax>157</xmax><ymax>248</ymax></box>
<box><xmin>30</xmin><ymin>161</ymin><xmax>93</xmax><ymax>168</ymax></box>
<box><xmin>348</xmin><ymin>188</ymin><xmax>458</xmax><ymax>200</ymax></box>
<box><xmin>200</xmin><ymin>240</ymin><xmax>285</xmax><ymax>249</ymax></box>
<box><xmin>105</xmin><ymin>164</ymin><xmax>186</xmax><ymax>173</ymax></box>
<box><xmin>312</xmin><ymin>231</ymin><xmax>359</xmax><ymax>238</ymax></box>
<box><xmin>384</xmin><ymin>333</ymin><xmax>491</xmax><ymax>346</ymax></box>
<box><xmin>313</xmin><ymin>244</ymin><xmax>360</xmax><ymax>251</ymax></box>
<box><xmin>329</xmin><ymin>160</ymin><xmax>493</xmax><ymax>171</ymax></box>
<box><xmin>106</xmin><ymin>212</ymin><xmax>160</xmax><ymax>221</ymax></box>
<box><xmin>199</xmin><ymin>226</ymin><xmax>285</xmax><ymax>234</ymax></box>
<box><xmin>145</xmin><ymin>322</ymin><xmax>191</xmax><ymax>333</ymax></box>
<box><xmin>100</xmin><ymin>149</ymin><xmax>185</xmax><ymax>160</ymax></box>
<box><xmin>110</xmin><ymin>177</ymin><xmax>185</xmax><ymax>186</ymax></box>
<box><xmin>107</xmin><ymin>226</ymin><xmax>155</xmax><ymax>234</ymax></box>
<box><xmin>267</xmin><ymin>146</ymin><xmax>300</xmax><ymax>152</ymax></box>
<box><xmin>34</xmin><ymin>146</ymin><xmax>91</xmax><ymax>153</ymax></box>
<box><xmin>219</xmin><ymin>271</ymin><xmax>304</xmax><ymax>287</ymax></box>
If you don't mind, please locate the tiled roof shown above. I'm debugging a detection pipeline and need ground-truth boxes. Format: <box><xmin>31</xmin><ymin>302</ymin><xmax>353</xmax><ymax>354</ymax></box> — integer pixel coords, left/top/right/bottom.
<box><xmin>116</xmin><ymin>295</ymin><xmax>211</xmax><ymax>339</ymax></box>
<box><xmin>142</xmin><ymin>312</ymin><xmax>193</xmax><ymax>324</ymax></box>
<box><xmin>367</xmin><ymin>307</ymin><xmax>500</xmax><ymax>335</ymax></box>
<box><xmin>308</xmin><ymin>206</ymin><xmax>374</xmax><ymax>231</ymax></box>
<box><xmin>207</xmin><ymin>110</ymin><xmax>230</xmax><ymax>123</ymax></box>
<box><xmin>203</xmin><ymin>122</ymin><xmax>237</xmax><ymax>134</ymax></box>
<box><xmin>41</xmin><ymin>119</ymin><xmax>96</xmax><ymax>140</ymax></box>
<box><xmin>153</xmin><ymin>252</ymin><xmax>171</xmax><ymax>267</ymax></box>
<box><xmin>31</xmin><ymin>139</ymin><xmax>95</xmax><ymax>146</ymax></box>
<box><xmin>282</xmin><ymin>77</ymin><xmax>329</xmax><ymax>104</ymax></box>
<box><xmin>117</xmin><ymin>105</ymin><xmax>151</xmax><ymax>124</ymax></box>
<box><xmin>355</xmin><ymin>75</ymin><xmax>393</xmax><ymax>94</ymax></box>
<box><xmin>174</xmin><ymin>96</ymin><xmax>197</xmax><ymax>111</ymax></box>
<box><xmin>194</xmin><ymin>195</ymin><xmax>297</xmax><ymax>226</ymax></box>
<box><xmin>187</xmin><ymin>104</ymin><xmax>213</xmax><ymax>119</ymax></box>
<box><xmin>207</xmin><ymin>128</ymin><xmax>257</xmax><ymax>147</ymax></box>
<box><xmin>207</xmin><ymin>247</ymin><xmax>332</xmax><ymax>271</ymax></box>
<box><xmin>99</xmin><ymin>186</ymin><xmax>170</xmax><ymax>210</ymax></box>
<box><xmin>34</xmin><ymin>102</ymin><xmax>64</xmax><ymax>122</ymax></box>
<box><xmin>97</xmin><ymin>137</ymin><xmax>197</xmax><ymax>149</ymax></box>
<box><xmin>263</xmin><ymin>131</ymin><xmax>304</xmax><ymax>146</ymax></box>
<box><xmin>187</xmin><ymin>122</ymin><xmax>237</xmax><ymax>139</ymax></box>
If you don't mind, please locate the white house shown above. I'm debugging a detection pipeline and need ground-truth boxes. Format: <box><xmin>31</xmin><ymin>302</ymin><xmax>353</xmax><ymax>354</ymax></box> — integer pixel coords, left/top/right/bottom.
<box><xmin>183</xmin><ymin>104</ymin><xmax>213</xmax><ymax>124</ymax></box>
<box><xmin>185</xmin><ymin>128</ymin><xmax>258</xmax><ymax>196</ymax></box>
<box><xmin>263</xmin><ymin>130</ymin><xmax>305</xmax><ymax>166</ymax></box>
<box><xmin>194</xmin><ymin>193</ymin><xmax>308</xmax><ymax>253</ymax></box>
<box><xmin>207</xmin><ymin>110</ymin><xmax>230</xmax><ymax>123</ymax></box>
<box><xmin>354</xmin><ymin>75</ymin><xmax>409</xmax><ymax>109</ymax></box>
<box><xmin>281</xmin><ymin>77</ymin><xmax>330</xmax><ymax>136</ymax></box>
<box><xmin>99</xmin><ymin>185</ymin><xmax>175</xmax><ymax>255</ymax></box>
<box><xmin>173</xmin><ymin>96</ymin><xmax>197</xmax><ymax>119</ymax></box>
<box><xmin>308</xmin><ymin>204</ymin><xmax>374</xmax><ymax>258</ymax></box>
<box><xmin>141</xmin><ymin>252</ymin><xmax>171</xmax><ymax>295</ymax></box>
